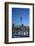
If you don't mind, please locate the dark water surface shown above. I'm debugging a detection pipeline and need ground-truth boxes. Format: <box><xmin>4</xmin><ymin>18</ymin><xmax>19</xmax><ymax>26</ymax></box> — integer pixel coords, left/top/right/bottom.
<box><xmin>12</xmin><ymin>30</ymin><xmax>29</xmax><ymax>38</ymax></box>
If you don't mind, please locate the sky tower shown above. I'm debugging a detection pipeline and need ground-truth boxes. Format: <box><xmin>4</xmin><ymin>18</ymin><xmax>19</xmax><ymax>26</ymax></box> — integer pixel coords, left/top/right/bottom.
<box><xmin>19</xmin><ymin>11</ymin><xmax>23</xmax><ymax>25</ymax></box>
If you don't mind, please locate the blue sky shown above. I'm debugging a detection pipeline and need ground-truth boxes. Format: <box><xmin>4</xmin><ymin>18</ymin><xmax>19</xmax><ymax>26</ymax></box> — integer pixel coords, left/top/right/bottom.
<box><xmin>12</xmin><ymin>8</ymin><xmax>29</xmax><ymax>26</ymax></box>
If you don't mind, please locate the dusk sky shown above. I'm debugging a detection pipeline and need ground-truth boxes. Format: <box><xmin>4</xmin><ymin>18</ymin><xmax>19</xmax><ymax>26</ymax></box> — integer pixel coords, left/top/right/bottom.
<box><xmin>12</xmin><ymin>8</ymin><xmax>29</xmax><ymax>26</ymax></box>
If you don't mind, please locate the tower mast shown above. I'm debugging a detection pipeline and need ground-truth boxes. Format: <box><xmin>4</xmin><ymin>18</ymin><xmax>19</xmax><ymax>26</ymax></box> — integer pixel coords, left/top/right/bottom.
<box><xmin>20</xmin><ymin>11</ymin><xmax>22</xmax><ymax>25</ymax></box>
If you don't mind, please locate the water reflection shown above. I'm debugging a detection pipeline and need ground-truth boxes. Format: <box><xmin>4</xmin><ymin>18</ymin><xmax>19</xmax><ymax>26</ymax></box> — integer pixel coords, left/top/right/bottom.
<box><xmin>12</xmin><ymin>30</ymin><xmax>29</xmax><ymax>38</ymax></box>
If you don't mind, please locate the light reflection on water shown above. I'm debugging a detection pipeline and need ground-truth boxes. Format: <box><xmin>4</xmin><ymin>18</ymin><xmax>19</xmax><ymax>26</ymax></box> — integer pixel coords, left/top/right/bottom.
<box><xmin>12</xmin><ymin>31</ymin><xmax>29</xmax><ymax>38</ymax></box>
